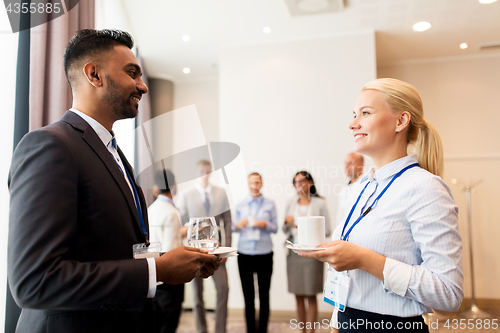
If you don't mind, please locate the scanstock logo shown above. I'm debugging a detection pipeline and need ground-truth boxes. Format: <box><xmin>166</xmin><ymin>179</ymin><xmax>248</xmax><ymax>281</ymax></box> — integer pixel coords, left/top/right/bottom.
<box><xmin>3</xmin><ymin>0</ymin><xmax>80</xmax><ymax>33</ymax></box>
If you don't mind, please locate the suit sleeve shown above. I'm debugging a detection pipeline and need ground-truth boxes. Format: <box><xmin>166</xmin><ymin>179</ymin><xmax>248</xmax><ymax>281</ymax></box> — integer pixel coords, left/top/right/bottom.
<box><xmin>8</xmin><ymin>130</ymin><xmax>149</xmax><ymax>311</ymax></box>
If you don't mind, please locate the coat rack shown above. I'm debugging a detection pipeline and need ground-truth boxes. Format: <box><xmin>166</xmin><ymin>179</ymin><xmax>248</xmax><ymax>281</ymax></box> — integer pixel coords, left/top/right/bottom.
<box><xmin>451</xmin><ymin>178</ymin><xmax>490</xmax><ymax>318</ymax></box>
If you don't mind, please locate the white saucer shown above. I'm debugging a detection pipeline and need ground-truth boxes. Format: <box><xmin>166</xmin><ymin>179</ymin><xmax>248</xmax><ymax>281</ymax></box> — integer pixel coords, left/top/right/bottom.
<box><xmin>213</xmin><ymin>247</ymin><xmax>238</xmax><ymax>258</ymax></box>
<box><xmin>286</xmin><ymin>244</ymin><xmax>325</xmax><ymax>254</ymax></box>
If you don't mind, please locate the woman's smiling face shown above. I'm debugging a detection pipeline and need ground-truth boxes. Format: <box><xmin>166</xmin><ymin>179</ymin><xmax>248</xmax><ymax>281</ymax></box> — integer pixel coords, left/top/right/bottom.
<box><xmin>349</xmin><ymin>89</ymin><xmax>400</xmax><ymax>159</ymax></box>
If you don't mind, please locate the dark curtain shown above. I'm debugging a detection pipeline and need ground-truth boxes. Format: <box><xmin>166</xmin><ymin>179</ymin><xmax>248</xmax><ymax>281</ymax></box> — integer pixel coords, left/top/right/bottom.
<box><xmin>5</xmin><ymin>1</ymin><xmax>31</xmax><ymax>331</ymax></box>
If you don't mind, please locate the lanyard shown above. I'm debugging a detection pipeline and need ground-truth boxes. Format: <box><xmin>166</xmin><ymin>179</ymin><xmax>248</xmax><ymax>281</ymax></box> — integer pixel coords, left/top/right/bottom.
<box><xmin>341</xmin><ymin>163</ymin><xmax>419</xmax><ymax>241</ymax></box>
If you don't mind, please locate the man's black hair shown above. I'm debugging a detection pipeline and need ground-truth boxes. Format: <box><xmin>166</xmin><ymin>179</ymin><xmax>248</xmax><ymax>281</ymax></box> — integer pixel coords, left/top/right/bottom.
<box><xmin>154</xmin><ymin>169</ymin><xmax>175</xmax><ymax>195</ymax></box>
<box><xmin>63</xmin><ymin>29</ymin><xmax>134</xmax><ymax>89</ymax></box>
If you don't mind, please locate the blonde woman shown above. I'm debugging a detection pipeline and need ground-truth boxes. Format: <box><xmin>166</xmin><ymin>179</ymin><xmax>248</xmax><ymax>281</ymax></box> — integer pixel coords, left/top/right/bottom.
<box><xmin>301</xmin><ymin>78</ymin><xmax>463</xmax><ymax>332</ymax></box>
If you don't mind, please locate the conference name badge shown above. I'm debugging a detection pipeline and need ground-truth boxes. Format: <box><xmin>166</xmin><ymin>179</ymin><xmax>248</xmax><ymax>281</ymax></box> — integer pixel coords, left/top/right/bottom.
<box><xmin>323</xmin><ymin>266</ymin><xmax>351</xmax><ymax>312</ymax></box>
<box><xmin>132</xmin><ymin>242</ymin><xmax>161</xmax><ymax>259</ymax></box>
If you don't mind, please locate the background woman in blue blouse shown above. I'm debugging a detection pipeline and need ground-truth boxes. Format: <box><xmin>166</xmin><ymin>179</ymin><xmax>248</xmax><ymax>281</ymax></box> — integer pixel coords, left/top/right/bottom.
<box><xmin>234</xmin><ymin>172</ymin><xmax>278</xmax><ymax>333</ymax></box>
<box><xmin>301</xmin><ymin>78</ymin><xmax>463</xmax><ymax>332</ymax></box>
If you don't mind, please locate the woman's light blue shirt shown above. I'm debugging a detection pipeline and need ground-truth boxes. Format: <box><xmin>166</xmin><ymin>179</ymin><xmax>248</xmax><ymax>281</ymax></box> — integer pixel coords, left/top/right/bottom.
<box><xmin>333</xmin><ymin>155</ymin><xmax>463</xmax><ymax>316</ymax></box>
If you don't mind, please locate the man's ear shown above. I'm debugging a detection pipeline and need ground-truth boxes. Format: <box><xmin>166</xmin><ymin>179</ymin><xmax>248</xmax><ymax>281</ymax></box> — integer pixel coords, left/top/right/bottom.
<box><xmin>82</xmin><ymin>62</ymin><xmax>103</xmax><ymax>88</ymax></box>
<box><xmin>396</xmin><ymin>111</ymin><xmax>411</xmax><ymax>132</ymax></box>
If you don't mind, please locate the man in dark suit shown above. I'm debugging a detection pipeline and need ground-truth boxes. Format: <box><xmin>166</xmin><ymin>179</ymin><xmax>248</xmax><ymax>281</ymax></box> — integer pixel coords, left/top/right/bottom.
<box><xmin>8</xmin><ymin>29</ymin><xmax>219</xmax><ymax>333</ymax></box>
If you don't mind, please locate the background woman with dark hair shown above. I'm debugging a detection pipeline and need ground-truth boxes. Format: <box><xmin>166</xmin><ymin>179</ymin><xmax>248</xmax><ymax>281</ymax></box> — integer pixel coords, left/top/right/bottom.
<box><xmin>283</xmin><ymin>171</ymin><xmax>331</xmax><ymax>333</ymax></box>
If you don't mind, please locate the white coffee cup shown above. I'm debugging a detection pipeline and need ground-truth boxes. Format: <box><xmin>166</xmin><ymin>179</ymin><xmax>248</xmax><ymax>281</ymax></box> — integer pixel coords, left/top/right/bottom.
<box><xmin>247</xmin><ymin>215</ymin><xmax>256</xmax><ymax>227</ymax></box>
<box><xmin>297</xmin><ymin>216</ymin><xmax>325</xmax><ymax>247</ymax></box>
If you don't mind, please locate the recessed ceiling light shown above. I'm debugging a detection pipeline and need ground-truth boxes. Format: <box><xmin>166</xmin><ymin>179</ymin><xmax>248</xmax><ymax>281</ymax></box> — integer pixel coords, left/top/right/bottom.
<box><xmin>460</xmin><ymin>43</ymin><xmax>468</xmax><ymax>49</ymax></box>
<box><xmin>263</xmin><ymin>27</ymin><xmax>271</xmax><ymax>33</ymax></box>
<box><xmin>479</xmin><ymin>0</ymin><xmax>497</xmax><ymax>4</ymax></box>
<box><xmin>183</xmin><ymin>67</ymin><xmax>191</xmax><ymax>74</ymax></box>
<box><xmin>412</xmin><ymin>21</ymin><xmax>432</xmax><ymax>32</ymax></box>
<box><xmin>182</xmin><ymin>35</ymin><xmax>190</xmax><ymax>42</ymax></box>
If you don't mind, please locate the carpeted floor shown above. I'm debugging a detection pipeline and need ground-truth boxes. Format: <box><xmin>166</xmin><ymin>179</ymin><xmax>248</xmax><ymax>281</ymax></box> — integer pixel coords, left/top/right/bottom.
<box><xmin>176</xmin><ymin>306</ymin><xmax>500</xmax><ymax>333</ymax></box>
<box><xmin>176</xmin><ymin>310</ymin><xmax>333</xmax><ymax>333</ymax></box>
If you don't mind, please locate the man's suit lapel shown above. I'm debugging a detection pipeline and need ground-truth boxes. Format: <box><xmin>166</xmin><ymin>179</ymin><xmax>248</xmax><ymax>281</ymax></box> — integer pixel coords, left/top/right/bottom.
<box><xmin>61</xmin><ymin>111</ymin><xmax>146</xmax><ymax>241</ymax></box>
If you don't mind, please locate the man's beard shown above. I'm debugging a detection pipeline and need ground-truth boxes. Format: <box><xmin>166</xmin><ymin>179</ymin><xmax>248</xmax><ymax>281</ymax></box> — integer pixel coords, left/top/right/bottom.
<box><xmin>103</xmin><ymin>76</ymin><xmax>139</xmax><ymax>120</ymax></box>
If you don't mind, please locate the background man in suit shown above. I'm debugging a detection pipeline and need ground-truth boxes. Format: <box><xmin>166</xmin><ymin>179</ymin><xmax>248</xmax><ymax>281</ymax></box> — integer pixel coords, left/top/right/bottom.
<box><xmin>177</xmin><ymin>160</ymin><xmax>232</xmax><ymax>333</ymax></box>
<box><xmin>335</xmin><ymin>152</ymin><xmax>364</xmax><ymax>227</ymax></box>
<box><xmin>8</xmin><ymin>29</ymin><xmax>219</xmax><ymax>333</ymax></box>
<box><xmin>149</xmin><ymin>169</ymin><xmax>187</xmax><ymax>333</ymax></box>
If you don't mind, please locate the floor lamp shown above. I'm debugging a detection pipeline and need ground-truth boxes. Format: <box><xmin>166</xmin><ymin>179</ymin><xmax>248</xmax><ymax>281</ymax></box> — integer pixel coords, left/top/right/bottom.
<box><xmin>451</xmin><ymin>179</ymin><xmax>490</xmax><ymax>318</ymax></box>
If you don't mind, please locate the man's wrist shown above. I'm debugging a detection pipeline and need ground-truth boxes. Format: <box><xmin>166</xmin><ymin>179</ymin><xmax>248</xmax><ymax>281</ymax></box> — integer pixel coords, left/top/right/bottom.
<box><xmin>154</xmin><ymin>257</ymin><xmax>162</xmax><ymax>282</ymax></box>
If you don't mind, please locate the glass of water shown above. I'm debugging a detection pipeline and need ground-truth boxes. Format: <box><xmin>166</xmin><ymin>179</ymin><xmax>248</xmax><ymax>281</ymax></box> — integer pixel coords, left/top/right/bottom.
<box><xmin>187</xmin><ymin>217</ymin><xmax>219</xmax><ymax>253</ymax></box>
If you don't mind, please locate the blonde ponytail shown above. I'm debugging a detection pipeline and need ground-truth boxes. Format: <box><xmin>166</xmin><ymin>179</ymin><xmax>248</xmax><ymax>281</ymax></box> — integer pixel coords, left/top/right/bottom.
<box><xmin>362</xmin><ymin>78</ymin><xmax>444</xmax><ymax>177</ymax></box>
<box><xmin>416</xmin><ymin>120</ymin><xmax>443</xmax><ymax>178</ymax></box>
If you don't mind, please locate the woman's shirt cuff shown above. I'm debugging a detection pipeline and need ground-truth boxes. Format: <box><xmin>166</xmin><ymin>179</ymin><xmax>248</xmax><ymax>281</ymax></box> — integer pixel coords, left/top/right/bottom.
<box><xmin>383</xmin><ymin>257</ymin><xmax>412</xmax><ymax>297</ymax></box>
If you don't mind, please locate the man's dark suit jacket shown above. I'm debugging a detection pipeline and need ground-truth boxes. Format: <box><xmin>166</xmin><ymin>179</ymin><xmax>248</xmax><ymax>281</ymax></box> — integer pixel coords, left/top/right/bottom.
<box><xmin>8</xmin><ymin>111</ymin><xmax>153</xmax><ymax>333</ymax></box>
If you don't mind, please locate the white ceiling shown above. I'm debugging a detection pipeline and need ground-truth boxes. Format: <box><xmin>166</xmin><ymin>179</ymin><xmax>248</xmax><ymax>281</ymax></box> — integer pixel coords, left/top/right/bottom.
<box><xmin>121</xmin><ymin>0</ymin><xmax>500</xmax><ymax>82</ymax></box>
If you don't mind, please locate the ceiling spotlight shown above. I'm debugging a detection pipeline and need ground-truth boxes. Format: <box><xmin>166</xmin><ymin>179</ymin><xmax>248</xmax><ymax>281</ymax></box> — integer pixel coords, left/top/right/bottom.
<box><xmin>182</xmin><ymin>35</ymin><xmax>190</xmax><ymax>42</ymax></box>
<box><xmin>460</xmin><ymin>43</ymin><xmax>468</xmax><ymax>49</ymax></box>
<box><xmin>412</xmin><ymin>21</ymin><xmax>432</xmax><ymax>32</ymax></box>
<box><xmin>183</xmin><ymin>67</ymin><xmax>191</xmax><ymax>74</ymax></box>
<box><xmin>479</xmin><ymin>0</ymin><xmax>497</xmax><ymax>4</ymax></box>
<box><xmin>263</xmin><ymin>27</ymin><xmax>271</xmax><ymax>33</ymax></box>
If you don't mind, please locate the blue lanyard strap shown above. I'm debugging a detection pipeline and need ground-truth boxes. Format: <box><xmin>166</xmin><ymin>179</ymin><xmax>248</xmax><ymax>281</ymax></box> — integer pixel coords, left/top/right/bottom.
<box><xmin>341</xmin><ymin>162</ymin><xmax>419</xmax><ymax>241</ymax></box>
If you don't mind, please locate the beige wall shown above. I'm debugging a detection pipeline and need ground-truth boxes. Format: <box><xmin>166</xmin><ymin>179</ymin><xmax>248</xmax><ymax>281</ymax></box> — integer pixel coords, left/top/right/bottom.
<box><xmin>174</xmin><ymin>79</ymin><xmax>220</xmax><ymax>144</ymax></box>
<box><xmin>378</xmin><ymin>54</ymin><xmax>500</xmax><ymax>299</ymax></box>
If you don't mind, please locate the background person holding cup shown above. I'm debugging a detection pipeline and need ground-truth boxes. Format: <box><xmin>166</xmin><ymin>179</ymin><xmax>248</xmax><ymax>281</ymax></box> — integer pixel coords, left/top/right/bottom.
<box><xmin>148</xmin><ymin>169</ymin><xmax>187</xmax><ymax>333</ymax></box>
<box><xmin>234</xmin><ymin>172</ymin><xmax>278</xmax><ymax>333</ymax></box>
<box><xmin>300</xmin><ymin>78</ymin><xmax>463</xmax><ymax>332</ymax></box>
<box><xmin>283</xmin><ymin>171</ymin><xmax>331</xmax><ymax>333</ymax></box>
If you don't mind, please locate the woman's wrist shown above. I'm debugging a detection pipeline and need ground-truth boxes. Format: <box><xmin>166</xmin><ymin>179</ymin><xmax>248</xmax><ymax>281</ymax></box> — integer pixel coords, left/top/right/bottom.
<box><xmin>358</xmin><ymin>248</ymin><xmax>386</xmax><ymax>281</ymax></box>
